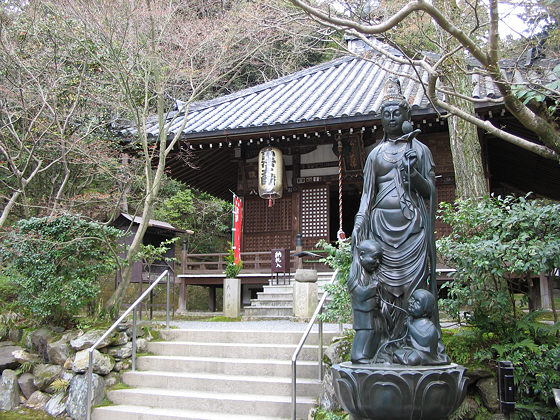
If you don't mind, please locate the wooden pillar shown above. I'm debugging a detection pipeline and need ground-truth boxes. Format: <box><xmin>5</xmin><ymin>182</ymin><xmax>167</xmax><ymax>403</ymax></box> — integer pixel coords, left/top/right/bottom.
<box><xmin>291</xmin><ymin>153</ymin><xmax>301</xmax><ymax>251</ymax></box>
<box><xmin>540</xmin><ymin>273</ymin><xmax>552</xmax><ymax>310</ymax></box>
<box><xmin>208</xmin><ymin>286</ymin><xmax>217</xmax><ymax>312</ymax></box>
<box><xmin>177</xmin><ymin>240</ymin><xmax>188</xmax><ymax>313</ymax></box>
<box><xmin>177</xmin><ymin>281</ymin><xmax>187</xmax><ymax>313</ymax></box>
<box><xmin>528</xmin><ymin>277</ymin><xmax>542</xmax><ymax>311</ymax></box>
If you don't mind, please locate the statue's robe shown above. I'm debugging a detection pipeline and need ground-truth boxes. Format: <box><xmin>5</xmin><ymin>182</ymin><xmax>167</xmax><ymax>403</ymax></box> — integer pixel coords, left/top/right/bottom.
<box><xmin>349</xmin><ymin>137</ymin><xmax>435</xmax><ymax>357</ymax></box>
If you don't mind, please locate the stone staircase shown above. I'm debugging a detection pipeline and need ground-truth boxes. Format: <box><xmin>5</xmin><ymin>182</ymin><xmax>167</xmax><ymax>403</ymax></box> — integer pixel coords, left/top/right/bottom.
<box><xmin>93</xmin><ymin>328</ymin><xmax>337</xmax><ymax>420</ymax></box>
<box><xmin>242</xmin><ymin>272</ymin><xmax>334</xmax><ymax>321</ymax></box>
<box><xmin>243</xmin><ymin>284</ymin><xmax>295</xmax><ymax>320</ymax></box>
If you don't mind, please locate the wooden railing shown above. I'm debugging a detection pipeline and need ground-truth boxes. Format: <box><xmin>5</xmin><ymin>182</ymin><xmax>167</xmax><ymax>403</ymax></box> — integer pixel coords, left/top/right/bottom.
<box><xmin>181</xmin><ymin>250</ymin><xmax>329</xmax><ymax>274</ymax></box>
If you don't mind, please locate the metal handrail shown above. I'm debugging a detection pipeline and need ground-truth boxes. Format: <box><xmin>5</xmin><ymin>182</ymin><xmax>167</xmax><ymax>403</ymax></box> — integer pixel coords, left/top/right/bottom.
<box><xmin>291</xmin><ymin>268</ymin><xmax>339</xmax><ymax>420</ymax></box>
<box><xmin>85</xmin><ymin>270</ymin><xmax>171</xmax><ymax>420</ymax></box>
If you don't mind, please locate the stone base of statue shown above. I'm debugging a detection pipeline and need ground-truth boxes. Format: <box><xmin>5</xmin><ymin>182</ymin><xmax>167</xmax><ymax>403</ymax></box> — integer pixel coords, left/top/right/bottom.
<box><xmin>331</xmin><ymin>362</ymin><xmax>468</xmax><ymax>420</ymax></box>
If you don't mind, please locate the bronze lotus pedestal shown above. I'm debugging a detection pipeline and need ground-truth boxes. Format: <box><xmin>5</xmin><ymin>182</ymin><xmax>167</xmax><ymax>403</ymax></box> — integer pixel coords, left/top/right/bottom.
<box><xmin>332</xmin><ymin>363</ymin><xmax>467</xmax><ymax>420</ymax></box>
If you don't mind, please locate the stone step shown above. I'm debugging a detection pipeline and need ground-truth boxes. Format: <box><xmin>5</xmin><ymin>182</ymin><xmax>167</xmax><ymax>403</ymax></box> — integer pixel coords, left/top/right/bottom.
<box><xmin>94</xmin><ymin>327</ymin><xmax>332</xmax><ymax>420</ymax></box>
<box><xmin>241</xmin><ymin>314</ymin><xmax>293</xmax><ymax>321</ymax></box>
<box><xmin>136</xmin><ymin>355</ymin><xmax>320</xmax><ymax>378</ymax></box>
<box><xmin>93</xmin><ymin>405</ymin><xmax>288</xmax><ymax>420</ymax></box>
<box><xmin>106</xmin><ymin>387</ymin><xmax>315</xmax><ymax>418</ymax></box>
<box><xmin>147</xmin><ymin>341</ymin><xmax>320</xmax><ymax>361</ymax></box>
<box><xmin>158</xmin><ymin>329</ymin><xmax>337</xmax><ymax>345</ymax></box>
<box><xmin>260</xmin><ymin>283</ymin><xmax>330</xmax><ymax>295</ymax></box>
<box><xmin>122</xmin><ymin>370</ymin><xmax>321</xmax><ymax>397</ymax></box>
<box><xmin>262</xmin><ymin>285</ymin><xmax>293</xmax><ymax>294</ymax></box>
<box><xmin>250</xmin><ymin>298</ymin><xmax>293</xmax><ymax>307</ymax></box>
<box><xmin>242</xmin><ymin>306</ymin><xmax>293</xmax><ymax>317</ymax></box>
<box><xmin>257</xmin><ymin>291</ymin><xmax>326</xmax><ymax>297</ymax></box>
<box><xmin>255</xmin><ymin>292</ymin><xmax>293</xmax><ymax>300</ymax></box>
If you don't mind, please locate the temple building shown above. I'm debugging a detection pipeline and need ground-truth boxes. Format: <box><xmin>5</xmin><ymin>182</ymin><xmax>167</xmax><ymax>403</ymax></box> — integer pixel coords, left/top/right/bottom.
<box><xmin>126</xmin><ymin>39</ymin><xmax>560</xmax><ymax>311</ymax></box>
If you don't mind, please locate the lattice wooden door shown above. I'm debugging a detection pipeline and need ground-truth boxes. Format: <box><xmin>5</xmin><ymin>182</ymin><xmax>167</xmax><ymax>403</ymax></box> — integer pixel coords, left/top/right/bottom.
<box><xmin>243</xmin><ymin>195</ymin><xmax>293</xmax><ymax>252</ymax></box>
<box><xmin>301</xmin><ymin>186</ymin><xmax>329</xmax><ymax>248</ymax></box>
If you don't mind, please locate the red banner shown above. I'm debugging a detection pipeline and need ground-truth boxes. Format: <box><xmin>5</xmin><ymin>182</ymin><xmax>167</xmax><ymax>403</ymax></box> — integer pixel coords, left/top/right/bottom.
<box><xmin>232</xmin><ymin>194</ymin><xmax>242</xmax><ymax>264</ymax></box>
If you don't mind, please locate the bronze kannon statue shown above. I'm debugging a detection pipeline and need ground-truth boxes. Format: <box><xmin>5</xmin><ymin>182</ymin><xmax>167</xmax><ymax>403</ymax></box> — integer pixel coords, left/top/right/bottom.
<box><xmin>348</xmin><ymin>77</ymin><xmax>449</xmax><ymax>366</ymax></box>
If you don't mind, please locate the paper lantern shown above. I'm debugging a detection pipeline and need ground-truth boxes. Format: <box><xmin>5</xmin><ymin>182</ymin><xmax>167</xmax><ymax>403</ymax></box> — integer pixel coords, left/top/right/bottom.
<box><xmin>258</xmin><ymin>147</ymin><xmax>283</xmax><ymax>205</ymax></box>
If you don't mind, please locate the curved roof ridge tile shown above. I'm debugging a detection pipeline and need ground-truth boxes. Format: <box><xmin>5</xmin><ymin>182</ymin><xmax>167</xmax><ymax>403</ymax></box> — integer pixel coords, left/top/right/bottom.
<box><xmin>187</xmin><ymin>55</ymin><xmax>353</xmax><ymax>112</ymax></box>
<box><xmin>313</xmin><ymin>59</ymin><xmax>360</xmax><ymax>119</ymax></box>
<box><xmin>329</xmin><ymin>59</ymin><xmax>373</xmax><ymax>117</ymax></box>
<box><xmin>290</xmin><ymin>63</ymin><xmax>343</xmax><ymax>122</ymax></box>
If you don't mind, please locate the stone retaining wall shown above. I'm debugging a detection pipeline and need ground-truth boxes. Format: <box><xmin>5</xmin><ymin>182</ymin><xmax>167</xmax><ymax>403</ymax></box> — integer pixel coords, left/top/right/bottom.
<box><xmin>0</xmin><ymin>322</ymin><xmax>156</xmax><ymax>419</ymax></box>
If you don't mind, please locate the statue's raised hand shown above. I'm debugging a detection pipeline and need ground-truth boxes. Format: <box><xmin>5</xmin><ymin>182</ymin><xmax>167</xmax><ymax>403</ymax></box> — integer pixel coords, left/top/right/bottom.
<box><xmin>403</xmin><ymin>149</ymin><xmax>417</xmax><ymax>169</ymax></box>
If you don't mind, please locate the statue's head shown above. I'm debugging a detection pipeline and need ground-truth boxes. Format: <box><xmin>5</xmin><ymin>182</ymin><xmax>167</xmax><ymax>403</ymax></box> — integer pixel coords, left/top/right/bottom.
<box><xmin>358</xmin><ymin>239</ymin><xmax>383</xmax><ymax>273</ymax></box>
<box><xmin>408</xmin><ymin>289</ymin><xmax>435</xmax><ymax>318</ymax></box>
<box><xmin>380</xmin><ymin>77</ymin><xmax>412</xmax><ymax>137</ymax></box>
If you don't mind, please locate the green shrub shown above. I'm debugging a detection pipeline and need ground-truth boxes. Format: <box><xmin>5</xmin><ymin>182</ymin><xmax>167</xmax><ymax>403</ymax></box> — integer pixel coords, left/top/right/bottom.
<box><xmin>316</xmin><ymin>239</ymin><xmax>352</xmax><ymax>323</ymax></box>
<box><xmin>223</xmin><ymin>244</ymin><xmax>242</xmax><ymax>278</ymax></box>
<box><xmin>154</xmin><ymin>187</ymin><xmax>231</xmax><ymax>253</ymax></box>
<box><xmin>313</xmin><ymin>408</ymin><xmax>349</xmax><ymax>420</ymax></box>
<box><xmin>0</xmin><ymin>215</ymin><xmax>123</xmax><ymax>326</ymax></box>
<box><xmin>437</xmin><ymin>194</ymin><xmax>560</xmax><ymax>330</ymax></box>
<box><xmin>0</xmin><ymin>274</ymin><xmax>18</xmax><ymax>311</ymax></box>
<box><xmin>437</xmin><ymin>195</ymin><xmax>560</xmax><ymax>419</ymax></box>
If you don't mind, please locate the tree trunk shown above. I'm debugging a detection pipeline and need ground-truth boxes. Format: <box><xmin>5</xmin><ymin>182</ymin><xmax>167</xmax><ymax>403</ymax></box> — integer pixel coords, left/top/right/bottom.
<box><xmin>104</xmin><ymin>125</ymin><xmax>167</xmax><ymax>317</ymax></box>
<box><xmin>0</xmin><ymin>190</ymin><xmax>22</xmax><ymax>228</ymax></box>
<box><xmin>445</xmin><ymin>67</ymin><xmax>488</xmax><ymax>198</ymax></box>
<box><xmin>119</xmin><ymin>153</ymin><xmax>131</xmax><ymax>214</ymax></box>
<box><xmin>435</xmin><ymin>0</ymin><xmax>488</xmax><ymax>199</ymax></box>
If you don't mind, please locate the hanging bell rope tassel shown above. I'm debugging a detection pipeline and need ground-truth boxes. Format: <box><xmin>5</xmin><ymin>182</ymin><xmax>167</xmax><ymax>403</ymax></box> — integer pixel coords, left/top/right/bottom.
<box><xmin>337</xmin><ymin>228</ymin><xmax>346</xmax><ymax>241</ymax></box>
<box><xmin>337</xmin><ymin>139</ymin><xmax>345</xmax><ymax>241</ymax></box>
<box><xmin>268</xmin><ymin>199</ymin><xmax>273</xmax><ymax>207</ymax></box>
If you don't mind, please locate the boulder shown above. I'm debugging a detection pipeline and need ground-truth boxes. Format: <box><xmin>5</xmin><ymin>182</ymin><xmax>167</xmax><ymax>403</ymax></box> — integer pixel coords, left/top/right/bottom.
<box><xmin>24</xmin><ymin>332</ymin><xmax>33</xmax><ymax>349</ymax></box>
<box><xmin>318</xmin><ymin>369</ymin><xmax>342</xmax><ymax>411</ymax></box>
<box><xmin>466</xmin><ymin>367</ymin><xmax>493</xmax><ymax>383</ymax></box>
<box><xmin>476</xmin><ymin>376</ymin><xmax>500</xmax><ymax>413</ymax></box>
<box><xmin>64</xmin><ymin>357</ymin><xmax>73</xmax><ymax>370</ymax></box>
<box><xmin>61</xmin><ymin>369</ymin><xmax>75</xmax><ymax>382</ymax></box>
<box><xmin>111</xmin><ymin>332</ymin><xmax>129</xmax><ymax>346</ymax></box>
<box><xmin>24</xmin><ymin>390</ymin><xmax>50</xmax><ymax>410</ymax></box>
<box><xmin>104</xmin><ymin>372</ymin><xmax>121</xmax><ymax>388</ymax></box>
<box><xmin>31</xmin><ymin>328</ymin><xmax>52</xmax><ymax>361</ymax></box>
<box><xmin>70</xmin><ymin>330</ymin><xmax>112</xmax><ymax>351</ymax></box>
<box><xmin>117</xmin><ymin>323</ymin><xmax>128</xmax><ymax>333</ymax></box>
<box><xmin>113</xmin><ymin>360</ymin><xmax>131</xmax><ymax>372</ymax></box>
<box><xmin>45</xmin><ymin>392</ymin><xmax>67</xmax><ymax>417</ymax></box>
<box><xmin>8</xmin><ymin>328</ymin><xmax>23</xmax><ymax>343</ymax></box>
<box><xmin>0</xmin><ymin>344</ymin><xmax>21</xmax><ymax>371</ymax></box>
<box><xmin>136</xmin><ymin>338</ymin><xmax>148</xmax><ymax>352</ymax></box>
<box><xmin>12</xmin><ymin>349</ymin><xmax>41</xmax><ymax>365</ymax></box>
<box><xmin>33</xmin><ymin>364</ymin><xmax>63</xmax><ymax>391</ymax></box>
<box><xmin>107</xmin><ymin>342</ymin><xmax>132</xmax><ymax>360</ymax></box>
<box><xmin>17</xmin><ymin>372</ymin><xmax>37</xmax><ymax>399</ymax></box>
<box><xmin>126</xmin><ymin>325</ymin><xmax>145</xmax><ymax>338</ymax></box>
<box><xmin>0</xmin><ymin>369</ymin><xmax>21</xmax><ymax>410</ymax></box>
<box><xmin>72</xmin><ymin>349</ymin><xmax>114</xmax><ymax>375</ymax></box>
<box><xmin>323</xmin><ymin>338</ymin><xmax>351</xmax><ymax>366</ymax></box>
<box><xmin>66</xmin><ymin>373</ymin><xmax>105</xmax><ymax>420</ymax></box>
<box><xmin>47</xmin><ymin>337</ymin><xmax>74</xmax><ymax>366</ymax></box>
